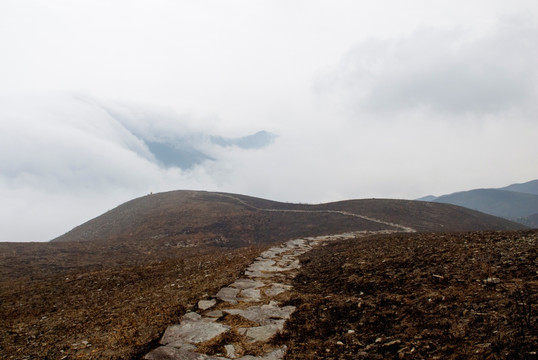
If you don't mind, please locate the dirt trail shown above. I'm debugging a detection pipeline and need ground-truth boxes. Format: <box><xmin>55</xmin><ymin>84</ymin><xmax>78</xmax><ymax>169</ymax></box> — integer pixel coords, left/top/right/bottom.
<box><xmin>215</xmin><ymin>193</ymin><xmax>416</xmax><ymax>234</ymax></box>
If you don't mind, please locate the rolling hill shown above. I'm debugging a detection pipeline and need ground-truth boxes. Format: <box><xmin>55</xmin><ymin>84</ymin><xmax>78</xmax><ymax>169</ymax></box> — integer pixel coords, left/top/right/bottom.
<box><xmin>52</xmin><ymin>190</ymin><xmax>525</xmax><ymax>245</ymax></box>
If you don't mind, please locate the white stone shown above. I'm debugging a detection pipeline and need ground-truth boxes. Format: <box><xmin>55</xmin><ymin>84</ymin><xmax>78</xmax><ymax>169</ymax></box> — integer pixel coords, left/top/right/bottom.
<box><xmin>216</xmin><ymin>287</ymin><xmax>240</xmax><ymax>304</ymax></box>
<box><xmin>239</xmin><ymin>320</ymin><xmax>286</xmax><ymax>342</ymax></box>
<box><xmin>236</xmin><ymin>346</ymin><xmax>287</xmax><ymax>360</ymax></box>
<box><xmin>230</xmin><ymin>279</ymin><xmax>265</xmax><ymax>290</ymax></box>
<box><xmin>263</xmin><ymin>283</ymin><xmax>292</xmax><ymax>297</ymax></box>
<box><xmin>160</xmin><ymin>321</ymin><xmax>230</xmax><ymax>345</ymax></box>
<box><xmin>181</xmin><ymin>312</ymin><xmax>203</xmax><ymax>322</ymax></box>
<box><xmin>239</xmin><ymin>288</ymin><xmax>262</xmax><ymax>302</ymax></box>
<box><xmin>198</xmin><ymin>299</ymin><xmax>217</xmax><ymax>310</ymax></box>
<box><xmin>222</xmin><ymin>304</ymin><xmax>296</xmax><ymax>325</ymax></box>
<box><xmin>225</xmin><ymin>344</ymin><xmax>237</xmax><ymax>358</ymax></box>
<box><xmin>205</xmin><ymin>310</ymin><xmax>223</xmax><ymax>318</ymax></box>
<box><xmin>144</xmin><ymin>346</ymin><xmax>228</xmax><ymax>360</ymax></box>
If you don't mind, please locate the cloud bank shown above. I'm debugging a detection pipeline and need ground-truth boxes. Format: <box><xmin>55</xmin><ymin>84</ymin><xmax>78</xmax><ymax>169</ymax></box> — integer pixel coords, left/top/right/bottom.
<box><xmin>1</xmin><ymin>3</ymin><xmax>537</xmax><ymax>242</ymax></box>
<box><xmin>317</xmin><ymin>15</ymin><xmax>538</xmax><ymax>116</ymax></box>
<box><xmin>0</xmin><ymin>94</ymin><xmax>279</xmax><ymax>241</ymax></box>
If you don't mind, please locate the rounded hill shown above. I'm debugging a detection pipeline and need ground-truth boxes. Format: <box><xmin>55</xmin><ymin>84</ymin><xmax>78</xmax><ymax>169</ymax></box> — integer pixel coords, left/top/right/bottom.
<box><xmin>52</xmin><ymin>190</ymin><xmax>525</xmax><ymax>245</ymax></box>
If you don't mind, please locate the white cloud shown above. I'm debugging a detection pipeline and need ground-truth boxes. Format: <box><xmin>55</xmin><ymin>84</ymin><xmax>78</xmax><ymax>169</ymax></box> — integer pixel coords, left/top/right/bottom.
<box><xmin>1</xmin><ymin>2</ymin><xmax>538</xmax><ymax>241</ymax></box>
<box><xmin>317</xmin><ymin>15</ymin><xmax>538</xmax><ymax>116</ymax></box>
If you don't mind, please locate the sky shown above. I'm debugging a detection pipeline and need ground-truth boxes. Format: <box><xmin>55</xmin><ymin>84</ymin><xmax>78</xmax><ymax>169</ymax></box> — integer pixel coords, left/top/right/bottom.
<box><xmin>1</xmin><ymin>0</ymin><xmax>537</xmax><ymax>242</ymax></box>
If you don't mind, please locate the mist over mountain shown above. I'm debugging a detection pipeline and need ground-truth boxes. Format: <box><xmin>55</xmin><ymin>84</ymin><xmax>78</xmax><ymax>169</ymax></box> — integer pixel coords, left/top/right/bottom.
<box><xmin>145</xmin><ymin>141</ymin><xmax>214</xmax><ymax>169</ymax></box>
<box><xmin>143</xmin><ymin>131</ymin><xmax>277</xmax><ymax>169</ymax></box>
<box><xmin>102</xmin><ymin>102</ymin><xmax>277</xmax><ymax>170</ymax></box>
<box><xmin>211</xmin><ymin>131</ymin><xmax>277</xmax><ymax>149</ymax></box>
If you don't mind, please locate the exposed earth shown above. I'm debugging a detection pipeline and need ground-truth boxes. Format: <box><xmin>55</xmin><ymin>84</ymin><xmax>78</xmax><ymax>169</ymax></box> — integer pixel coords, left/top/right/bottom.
<box><xmin>279</xmin><ymin>230</ymin><xmax>538</xmax><ymax>359</ymax></box>
<box><xmin>144</xmin><ymin>231</ymin><xmax>393</xmax><ymax>360</ymax></box>
<box><xmin>0</xmin><ymin>191</ymin><xmax>535</xmax><ymax>359</ymax></box>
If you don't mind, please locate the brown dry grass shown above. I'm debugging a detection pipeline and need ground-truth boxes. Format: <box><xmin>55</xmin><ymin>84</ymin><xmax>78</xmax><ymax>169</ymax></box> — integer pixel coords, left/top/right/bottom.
<box><xmin>277</xmin><ymin>230</ymin><xmax>538</xmax><ymax>359</ymax></box>
<box><xmin>53</xmin><ymin>191</ymin><xmax>525</xmax><ymax>245</ymax></box>
<box><xmin>0</xmin><ymin>191</ymin><xmax>529</xmax><ymax>359</ymax></box>
<box><xmin>0</xmin><ymin>240</ymin><xmax>265</xmax><ymax>360</ymax></box>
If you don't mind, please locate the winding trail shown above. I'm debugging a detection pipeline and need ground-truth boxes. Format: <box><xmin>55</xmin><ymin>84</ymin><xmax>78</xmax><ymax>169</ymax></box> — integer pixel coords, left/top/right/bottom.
<box><xmin>215</xmin><ymin>193</ymin><xmax>416</xmax><ymax>234</ymax></box>
<box><xmin>144</xmin><ymin>197</ymin><xmax>415</xmax><ymax>359</ymax></box>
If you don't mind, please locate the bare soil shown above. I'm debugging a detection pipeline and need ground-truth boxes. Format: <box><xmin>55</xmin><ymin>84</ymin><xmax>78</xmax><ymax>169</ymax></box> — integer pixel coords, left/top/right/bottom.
<box><xmin>277</xmin><ymin>230</ymin><xmax>538</xmax><ymax>359</ymax></box>
<box><xmin>0</xmin><ymin>189</ymin><xmax>531</xmax><ymax>360</ymax></box>
<box><xmin>0</xmin><ymin>239</ymin><xmax>265</xmax><ymax>359</ymax></box>
<box><xmin>53</xmin><ymin>191</ymin><xmax>525</xmax><ymax>244</ymax></box>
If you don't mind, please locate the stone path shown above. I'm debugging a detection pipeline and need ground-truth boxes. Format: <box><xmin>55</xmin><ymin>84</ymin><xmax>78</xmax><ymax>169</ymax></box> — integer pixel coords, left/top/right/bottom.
<box><xmin>143</xmin><ymin>230</ymin><xmax>401</xmax><ymax>360</ymax></box>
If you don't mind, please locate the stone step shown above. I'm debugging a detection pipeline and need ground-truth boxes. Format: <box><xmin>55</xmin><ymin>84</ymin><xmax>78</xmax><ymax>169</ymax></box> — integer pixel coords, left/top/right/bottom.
<box><xmin>144</xmin><ymin>232</ymin><xmax>391</xmax><ymax>359</ymax></box>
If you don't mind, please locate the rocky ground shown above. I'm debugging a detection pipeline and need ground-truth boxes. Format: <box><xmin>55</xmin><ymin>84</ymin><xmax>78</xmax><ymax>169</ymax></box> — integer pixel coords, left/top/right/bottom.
<box><xmin>144</xmin><ymin>231</ymin><xmax>388</xmax><ymax>359</ymax></box>
<box><xmin>1</xmin><ymin>229</ymin><xmax>536</xmax><ymax>359</ymax></box>
<box><xmin>0</xmin><ymin>242</ymin><xmax>264</xmax><ymax>359</ymax></box>
<box><xmin>278</xmin><ymin>230</ymin><xmax>538</xmax><ymax>359</ymax></box>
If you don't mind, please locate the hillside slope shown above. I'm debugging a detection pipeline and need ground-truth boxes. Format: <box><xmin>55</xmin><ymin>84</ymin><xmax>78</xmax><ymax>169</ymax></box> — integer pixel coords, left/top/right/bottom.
<box><xmin>53</xmin><ymin>190</ymin><xmax>525</xmax><ymax>245</ymax></box>
<box><xmin>500</xmin><ymin>179</ymin><xmax>538</xmax><ymax>195</ymax></box>
<box><xmin>281</xmin><ymin>230</ymin><xmax>538</xmax><ymax>359</ymax></box>
<box><xmin>418</xmin><ymin>179</ymin><xmax>538</xmax><ymax>227</ymax></box>
<box><xmin>433</xmin><ymin>189</ymin><xmax>538</xmax><ymax>220</ymax></box>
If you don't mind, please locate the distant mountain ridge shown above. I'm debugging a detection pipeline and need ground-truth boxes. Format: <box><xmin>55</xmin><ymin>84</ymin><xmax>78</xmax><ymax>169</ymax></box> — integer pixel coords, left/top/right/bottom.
<box><xmin>418</xmin><ymin>179</ymin><xmax>538</xmax><ymax>228</ymax></box>
<box><xmin>500</xmin><ymin>179</ymin><xmax>538</xmax><ymax>195</ymax></box>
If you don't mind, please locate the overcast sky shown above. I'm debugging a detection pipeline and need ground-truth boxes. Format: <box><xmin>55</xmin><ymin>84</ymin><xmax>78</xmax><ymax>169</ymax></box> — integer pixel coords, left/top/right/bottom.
<box><xmin>1</xmin><ymin>0</ymin><xmax>537</xmax><ymax>241</ymax></box>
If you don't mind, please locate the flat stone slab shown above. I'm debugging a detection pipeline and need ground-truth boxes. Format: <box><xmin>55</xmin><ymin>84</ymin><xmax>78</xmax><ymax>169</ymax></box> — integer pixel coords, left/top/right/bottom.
<box><xmin>205</xmin><ymin>310</ymin><xmax>223</xmax><ymax>318</ymax></box>
<box><xmin>274</xmin><ymin>260</ymin><xmax>300</xmax><ymax>271</ymax></box>
<box><xmin>245</xmin><ymin>270</ymin><xmax>276</xmax><ymax>278</ymax></box>
<box><xmin>247</xmin><ymin>262</ymin><xmax>291</xmax><ymax>273</ymax></box>
<box><xmin>263</xmin><ymin>283</ymin><xmax>292</xmax><ymax>297</ymax></box>
<box><xmin>230</xmin><ymin>279</ymin><xmax>265</xmax><ymax>290</ymax></box>
<box><xmin>238</xmin><ymin>288</ymin><xmax>262</xmax><ymax>302</ymax></box>
<box><xmin>144</xmin><ymin>346</ymin><xmax>228</xmax><ymax>360</ymax></box>
<box><xmin>198</xmin><ymin>299</ymin><xmax>217</xmax><ymax>310</ymax></box>
<box><xmin>216</xmin><ymin>287</ymin><xmax>240</xmax><ymax>304</ymax></box>
<box><xmin>222</xmin><ymin>304</ymin><xmax>296</xmax><ymax>325</ymax></box>
<box><xmin>238</xmin><ymin>320</ymin><xmax>286</xmax><ymax>342</ymax></box>
<box><xmin>283</xmin><ymin>239</ymin><xmax>308</xmax><ymax>248</ymax></box>
<box><xmin>181</xmin><ymin>312</ymin><xmax>204</xmax><ymax>322</ymax></box>
<box><xmin>247</xmin><ymin>260</ymin><xmax>277</xmax><ymax>272</ymax></box>
<box><xmin>225</xmin><ymin>344</ymin><xmax>236</xmax><ymax>358</ymax></box>
<box><xmin>236</xmin><ymin>346</ymin><xmax>287</xmax><ymax>360</ymax></box>
<box><xmin>259</xmin><ymin>249</ymin><xmax>285</xmax><ymax>259</ymax></box>
<box><xmin>161</xmin><ymin>320</ymin><xmax>230</xmax><ymax>345</ymax></box>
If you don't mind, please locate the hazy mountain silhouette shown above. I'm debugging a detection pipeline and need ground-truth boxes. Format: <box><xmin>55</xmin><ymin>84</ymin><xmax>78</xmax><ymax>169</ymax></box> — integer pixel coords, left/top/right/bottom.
<box><xmin>500</xmin><ymin>179</ymin><xmax>538</xmax><ymax>195</ymax></box>
<box><xmin>418</xmin><ymin>179</ymin><xmax>538</xmax><ymax>227</ymax></box>
<box><xmin>146</xmin><ymin>141</ymin><xmax>214</xmax><ymax>169</ymax></box>
<box><xmin>210</xmin><ymin>130</ymin><xmax>277</xmax><ymax>149</ymax></box>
